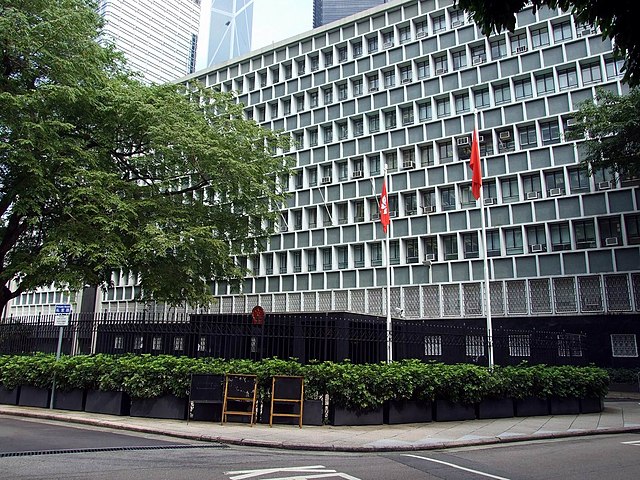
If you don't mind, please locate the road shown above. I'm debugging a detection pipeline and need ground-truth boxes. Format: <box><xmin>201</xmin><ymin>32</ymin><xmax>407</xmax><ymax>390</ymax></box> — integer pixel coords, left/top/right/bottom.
<box><xmin>1</xmin><ymin>416</ymin><xmax>640</xmax><ymax>479</ymax></box>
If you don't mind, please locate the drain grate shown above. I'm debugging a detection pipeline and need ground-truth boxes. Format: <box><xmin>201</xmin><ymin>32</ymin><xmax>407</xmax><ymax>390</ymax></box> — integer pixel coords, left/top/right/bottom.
<box><xmin>0</xmin><ymin>443</ymin><xmax>227</xmax><ymax>458</ymax></box>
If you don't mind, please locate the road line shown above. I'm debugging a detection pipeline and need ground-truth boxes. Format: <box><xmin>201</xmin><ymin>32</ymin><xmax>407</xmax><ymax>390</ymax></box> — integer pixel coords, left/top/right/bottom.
<box><xmin>403</xmin><ymin>454</ymin><xmax>512</xmax><ymax>480</ymax></box>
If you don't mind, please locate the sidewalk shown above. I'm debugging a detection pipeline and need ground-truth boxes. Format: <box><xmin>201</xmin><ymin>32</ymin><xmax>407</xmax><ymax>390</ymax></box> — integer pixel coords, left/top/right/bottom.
<box><xmin>2</xmin><ymin>396</ymin><xmax>640</xmax><ymax>452</ymax></box>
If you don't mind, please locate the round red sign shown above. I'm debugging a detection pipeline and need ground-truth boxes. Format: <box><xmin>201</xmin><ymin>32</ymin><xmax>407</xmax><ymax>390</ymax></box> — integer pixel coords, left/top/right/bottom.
<box><xmin>251</xmin><ymin>305</ymin><xmax>265</xmax><ymax>325</ymax></box>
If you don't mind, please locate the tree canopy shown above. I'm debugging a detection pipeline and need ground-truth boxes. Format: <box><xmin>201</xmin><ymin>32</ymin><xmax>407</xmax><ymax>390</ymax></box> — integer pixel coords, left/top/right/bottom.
<box><xmin>457</xmin><ymin>0</ymin><xmax>640</xmax><ymax>86</ymax></box>
<box><xmin>0</xmin><ymin>0</ymin><xmax>292</xmax><ymax>311</ymax></box>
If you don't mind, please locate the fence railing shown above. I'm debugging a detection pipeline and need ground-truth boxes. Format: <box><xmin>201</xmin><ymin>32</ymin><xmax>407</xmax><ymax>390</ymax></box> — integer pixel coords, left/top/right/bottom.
<box><xmin>0</xmin><ymin>312</ymin><xmax>587</xmax><ymax>366</ymax></box>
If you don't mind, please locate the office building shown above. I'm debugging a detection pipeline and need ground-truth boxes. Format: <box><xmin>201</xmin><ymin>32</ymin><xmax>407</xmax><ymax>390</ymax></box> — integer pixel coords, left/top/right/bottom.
<box><xmin>313</xmin><ymin>0</ymin><xmax>387</xmax><ymax>28</ymax></box>
<box><xmin>97</xmin><ymin>0</ymin><xmax>201</xmax><ymax>84</ymax></box>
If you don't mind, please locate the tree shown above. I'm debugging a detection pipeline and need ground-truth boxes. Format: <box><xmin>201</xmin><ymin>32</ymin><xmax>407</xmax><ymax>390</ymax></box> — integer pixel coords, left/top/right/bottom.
<box><xmin>457</xmin><ymin>0</ymin><xmax>640</xmax><ymax>86</ymax></box>
<box><xmin>0</xmin><ymin>0</ymin><xmax>292</xmax><ymax>312</ymax></box>
<box><xmin>569</xmin><ymin>88</ymin><xmax>640</xmax><ymax>178</ymax></box>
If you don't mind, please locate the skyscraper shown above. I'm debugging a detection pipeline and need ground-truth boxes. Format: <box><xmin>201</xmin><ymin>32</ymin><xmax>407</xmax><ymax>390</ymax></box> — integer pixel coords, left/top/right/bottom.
<box><xmin>97</xmin><ymin>0</ymin><xmax>201</xmax><ymax>84</ymax></box>
<box><xmin>198</xmin><ymin>0</ymin><xmax>254</xmax><ymax>69</ymax></box>
<box><xmin>312</xmin><ymin>0</ymin><xmax>386</xmax><ymax>27</ymax></box>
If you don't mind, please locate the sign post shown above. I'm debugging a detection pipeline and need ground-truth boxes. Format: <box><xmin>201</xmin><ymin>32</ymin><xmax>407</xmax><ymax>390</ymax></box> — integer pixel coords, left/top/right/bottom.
<box><xmin>50</xmin><ymin>304</ymin><xmax>71</xmax><ymax>409</ymax></box>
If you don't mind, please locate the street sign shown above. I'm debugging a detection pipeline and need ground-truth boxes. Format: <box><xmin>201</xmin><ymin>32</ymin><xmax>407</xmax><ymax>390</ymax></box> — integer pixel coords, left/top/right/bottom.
<box><xmin>54</xmin><ymin>303</ymin><xmax>72</xmax><ymax>326</ymax></box>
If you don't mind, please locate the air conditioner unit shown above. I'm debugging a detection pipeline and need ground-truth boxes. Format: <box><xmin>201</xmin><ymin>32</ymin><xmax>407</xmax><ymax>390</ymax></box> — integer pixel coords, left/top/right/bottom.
<box><xmin>472</xmin><ymin>55</ymin><xmax>486</xmax><ymax>65</ymax></box>
<box><xmin>515</xmin><ymin>45</ymin><xmax>528</xmax><ymax>53</ymax></box>
<box><xmin>389</xmin><ymin>210</ymin><xmax>398</xmax><ymax>218</ymax></box>
<box><xmin>369</xmin><ymin>87</ymin><xmax>379</xmax><ymax>92</ymax></box>
<box><xmin>425</xmin><ymin>253</ymin><xmax>436</xmax><ymax>261</ymax></box>
<box><xmin>383</xmin><ymin>41</ymin><xmax>394</xmax><ymax>48</ymax></box>
<box><xmin>566</xmin><ymin>118</ymin><xmax>577</xmax><ymax>127</ymax></box>
<box><xmin>452</xmin><ymin>20</ymin><xmax>464</xmax><ymax>27</ymax></box>
<box><xmin>530</xmin><ymin>244</ymin><xmax>544</xmax><ymax>253</ymax></box>
<box><xmin>435</xmin><ymin>68</ymin><xmax>447</xmax><ymax>74</ymax></box>
<box><xmin>402</xmin><ymin>161</ymin><xmax>415</xmax><ymax>169</ymax></box>
<box><xmin>320</xmin><ymin>176</ymin><xmax>332</xmax><ymax>184</ymax></box>
<box><xmin>605</xmin><ymin>237</ymin><xmax>619</xmax><ymax>246</ymax></box>
<box><xmin>352</xmin><ymin>171</ymin><xmax>363</xmax><ymax>179</ymax></box>
<box><xmin>456</xmin><ymin>137</ymin><xmax>470</xmax><ymax>146</ymax></box>
<box><xmin>402</xmin><ymin>78</ymin><xmax>412</xmax><ymax>84</ymax></box>
<box><xmin>371</xmin><ymin>212</ymin><xmax>380</xmax><ymax>220</ymax></box>
<box><xmin>577</xmin><ymin>28</ymin><xmax>594</xmax><ymax>38</ymax></box>
<box><xmin>423</xmin><ymin>205</ymin><xmax>436</xmax><ymax>213</ymax></box>
<box><xmin>526</xmin><ymin>191</ymin><xmax>539</xmax><ymax>200</ymax></box>
<box><xmin>598</xmin><ymin>181</ymin><xmax>611</xmax><ymax>190</ymax></box>
<box><xmin>416</xmin><ymin>31</ymin><xmax>427</xmax><ymax>39</ymax></box>
<box><xmin>483</xmin><ymin>198</ymin><xmax>496</xmax><ymax>206</ymax></box>
<box><xmin>499</xmin><ymin>131</ymin><xmax>511</xmax><ymax>140</ymax></box>
<box><xmin>549</xmin><ymin>187</ymin><xmax>563</xmax><ymax>196</ymax></box>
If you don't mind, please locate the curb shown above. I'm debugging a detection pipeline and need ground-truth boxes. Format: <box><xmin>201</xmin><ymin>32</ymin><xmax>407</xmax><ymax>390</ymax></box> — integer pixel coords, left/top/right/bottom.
<box><xmin>3</xmin><ymin>408</ymin><xmax>640</xmax><ymax>453</ymax></box>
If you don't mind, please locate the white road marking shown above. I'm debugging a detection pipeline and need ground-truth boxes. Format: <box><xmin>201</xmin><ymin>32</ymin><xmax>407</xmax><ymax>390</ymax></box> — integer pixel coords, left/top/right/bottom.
<box><xmin>403</xmin><ymin>454</ymin><xmax>512</xmax><ymax>480</ymax></box>
<box><xmin>621</xmin><ymin>440</ymin><xmax>640</xmax><ymax>446</ymax></box>
<box><xmin>225</xmin><ymin>465</ymin><xmax>361</xmax><ymax>480</ymax></box>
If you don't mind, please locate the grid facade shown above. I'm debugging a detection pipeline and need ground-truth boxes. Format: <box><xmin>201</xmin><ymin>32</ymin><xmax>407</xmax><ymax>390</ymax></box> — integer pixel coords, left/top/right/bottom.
<box><xmin>313</xmin><ymin>0</ymin><xmax>387</xmax><ymax>28</ymax></box>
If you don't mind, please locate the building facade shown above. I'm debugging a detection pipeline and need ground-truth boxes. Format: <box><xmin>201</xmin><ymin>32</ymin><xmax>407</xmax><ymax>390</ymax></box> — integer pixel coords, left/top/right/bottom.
<box><xmin>97</xmin><ymin>0</ymin><xmax>202</xmax><ymax>84</ymax></box>
<box><xmin>313</xmin><ymin>0</ymin><xmax>387</xmax><ymax>28</ymax></box>
<box><xmin>6</xmin><ymin>0</ymin><xmax>640</xmax><ymax>361</ymax></box>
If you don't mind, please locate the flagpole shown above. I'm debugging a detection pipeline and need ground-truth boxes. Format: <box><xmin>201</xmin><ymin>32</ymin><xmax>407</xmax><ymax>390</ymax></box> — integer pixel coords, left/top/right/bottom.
<box><xmin>474</xmin><ymin>110</ymin><xmax>494</xmax><ymax>369</ymax></box>
<box><xmin>384</xmin><ymin>165</ymin><xmax>393</xmax><ymax>364</ymax></box>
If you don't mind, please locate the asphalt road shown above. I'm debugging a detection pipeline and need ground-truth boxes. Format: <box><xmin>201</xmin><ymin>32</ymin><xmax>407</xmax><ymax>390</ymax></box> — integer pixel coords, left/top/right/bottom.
<box><xmin>2</xmin><ymin>416</ymin><xmax>640</xmax><ymax>480</ymax></box>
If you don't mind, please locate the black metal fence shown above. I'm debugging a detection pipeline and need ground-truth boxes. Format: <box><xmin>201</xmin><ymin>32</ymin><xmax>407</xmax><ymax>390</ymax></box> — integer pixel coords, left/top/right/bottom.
<box><xmin>0</xmin><ymin>311</ymin><xmax>587</xmax><ymax>366</ymax></box>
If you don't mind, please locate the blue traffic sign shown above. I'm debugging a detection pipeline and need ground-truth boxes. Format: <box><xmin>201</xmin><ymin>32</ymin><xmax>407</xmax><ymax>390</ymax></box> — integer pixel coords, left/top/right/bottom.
<box><xmin>55</xmin><ymin>304</ymin><xmax>72</xmax><ymax>314</ymax></box>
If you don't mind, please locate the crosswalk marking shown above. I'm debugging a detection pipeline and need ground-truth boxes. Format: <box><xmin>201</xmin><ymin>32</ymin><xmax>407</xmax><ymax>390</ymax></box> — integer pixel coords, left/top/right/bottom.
<box><xmin>225</xmin><ymin>465</ymin><xmax>361</xmax><ymax>480</ymax></box>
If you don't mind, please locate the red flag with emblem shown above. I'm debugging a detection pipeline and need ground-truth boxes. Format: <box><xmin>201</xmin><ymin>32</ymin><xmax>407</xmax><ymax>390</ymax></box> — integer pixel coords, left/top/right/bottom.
<box><xmin>469</xmin><ymin>129</ymin><xmax>482</xmax><ymax>200</ymax></box>
<box><xmin>379</xmin><ymin>179</ymin><xmax>390</xmax><ymax>234</ymax></box>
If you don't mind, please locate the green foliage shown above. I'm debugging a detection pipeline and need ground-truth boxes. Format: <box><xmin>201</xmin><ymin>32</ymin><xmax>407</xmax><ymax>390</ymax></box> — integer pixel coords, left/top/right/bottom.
<box><xmin>0</xmin><ymin>0</ymin><xmax>292</xmax><ymax>310</ymax></box>
<box><xmin>0</xmin><ymin>353</ymin><xmax>56</xmax><ymax>389</ymax></box>
<box><xmin>606</xmin><ymin>367</ymin><xmax>640</xmax><ymax>384</ymax></box>
<box><xmin>456</xmin><ymin>0</ymin><xmax>640</xmax><ymax>86</ymax></box>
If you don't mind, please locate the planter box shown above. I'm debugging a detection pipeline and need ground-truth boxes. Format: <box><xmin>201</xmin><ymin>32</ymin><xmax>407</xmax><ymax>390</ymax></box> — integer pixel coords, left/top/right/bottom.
<box><xmin>549</xmin><ymin>397</ymin><xmax>580</xmax><ymax>415</ymax></box>
<box><xmin>130</xmin><ymin>395</ymin><xmax>187</xmax><ymax>420</ymax></box>
<box><xmin>433</xmin><ymin>399</ymin><xmax>476</xmax><ymax>422</ymax></box>
<box><xmin>329</xmin><ymin>405</ymin><xmax>383</xmax><ymax>426</ymax></box>
<box><xmin>0</xmin><ymin>385</ymin><xmax>20</xmax><ymax>405</ymax></box>
<box><xmin>259</xmin><ymin>399</ymin><xmax>323</xmax><ymax>426</ymax></box>
<box><xmin>18</xmin><ymin>385</ymin><xmax>51</xmax><ymax>408</ymax></box>
<box><xmin>515</xmin><ymin>397</ymin><xmax>549</xmax><ymax>417</ymax></box>
<box><xmin>302</xmin><ymin>399</ymin><xmax>324</xmax><ymax>426</ymax></box>
<box><xmin>85</xmin><ymin>390</ymin><xmax>130</xmax><ymax>416</ymax></box>
<box><xmin>191</xmin><ymin>402</ymin><xmax>222</xmax><ymax>422</ymax></box>
<box><xmin>477</xmin><ymin>398</ymin><xmax>514</xmax><ymax>419</ymax></box>
<box><xmin>53</xmin><ymin>389</ymin><xmax>86</xmax><ymax>411</ymax></box>
<box><xmin>580</xmin><ymin>397</ymin><xmax>604</xmax><ymax>414</ymax></box>
<box><xmin>385</xmin><ymin>400</ymin><xmax>432</xmax><ymax>424</ymax></box>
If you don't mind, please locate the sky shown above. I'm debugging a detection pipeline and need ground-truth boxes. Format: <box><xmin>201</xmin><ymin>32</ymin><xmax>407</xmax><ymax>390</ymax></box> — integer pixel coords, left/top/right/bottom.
<box><xmin>251</xmin><ymin>0</ymin><xmax>314</xmax><ymax>50</ymax></box>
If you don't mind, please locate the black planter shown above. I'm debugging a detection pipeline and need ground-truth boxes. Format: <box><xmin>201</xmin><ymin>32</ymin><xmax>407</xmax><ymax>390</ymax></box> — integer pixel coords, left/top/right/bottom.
<box><xmin>329</xmin><ymin>405</ymin><xmax>383</xmax><ymax>426</ymax></box>
<box><xmin>580</xmin><ymin>397</ymin><xmax>604</xmax><ymax>414</ymax></box>
<box><xmin>515</xmin><ymin>397</ymin><xmax>549</xmax><ymax>417</ymax></box>
<box><xmin>433</xmin><ymin>399</ymin><xmax>476</xmax><ymax>422</ymax></box>
<box><xmin>53</xmin><ymin>389</ymin><xmax>86</xmax><ymax>411</ymax></box>
<box><xmin>549</xmin><ymin>397</ymin><xmax>580</xmax><ymax>415</ymax></box>
<box><xmin>18</xmin><ymin>385</ymin><xmax>50</xmax><ymax>408</ymax></box>
<box><xmin>0</xmin><ymin>385</ymin><xmax>20</xmax><ymax>405</ymax></box>
<box><xmin>385</xmin><ymin>400</ymin><xmax>432</xmax><ymax>424</ymax></box>
<box><xmin>302</xmin><ymin>399</ymin><xmax>324</xmax><ymax>426</ymax></box>
<box><xmin>477</xmin><ymin>398</ymin><xmax>514</xmax><ymax>419</ymax></box>
<box><xmin>191</xmin><ymin>402</ymin><xmax>223</xmax><ymax>422</ymax></box>
<box><xmin>259</xmin><ymin>399</ymin><xmax>323</xmax><ymax>426</ymax></box>
<box><xmin>130</xmin><ymin>394</ymin><xmax>187</xmax><ymax>420</ymax></box>
<box><xmin>85</xmin><ymin>390</ymin><xmax>130</xmax><ymax>416</ymax></box>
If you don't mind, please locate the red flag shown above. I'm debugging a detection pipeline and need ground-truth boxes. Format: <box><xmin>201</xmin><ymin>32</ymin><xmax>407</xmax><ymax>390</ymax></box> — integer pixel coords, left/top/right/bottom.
<box><xmin>469</xmin><ymin>129</ymin><xmax>482</xmax><ymax>200</ymax></box>
<box><xmin>379</xmin><ymin>179</ymin><xmax>390</xmax><ymax>234</ymax></box>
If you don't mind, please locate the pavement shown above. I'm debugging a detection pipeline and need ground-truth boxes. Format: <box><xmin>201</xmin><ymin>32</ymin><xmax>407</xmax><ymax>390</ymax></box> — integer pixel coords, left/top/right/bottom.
<box><xmin>2</xmin><ymin>393</ymin><xmax>640</xmax><ymax>452</ymax></box>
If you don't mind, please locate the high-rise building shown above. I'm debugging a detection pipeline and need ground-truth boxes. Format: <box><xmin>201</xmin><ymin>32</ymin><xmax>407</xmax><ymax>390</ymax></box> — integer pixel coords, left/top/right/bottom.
<box><xmin>197</xmin><ymin>0</ymin><xmax>254</xmax><ymax>69</ymax></box>
<box><xmin>97</xmin><ymin>0</ymin><xmax>201</xmax><ymax>84</ymax></box>
<box><xmin>313</xmin><ymin>0</ymin><xmax>386</xmax><ymax>28</ymax></box>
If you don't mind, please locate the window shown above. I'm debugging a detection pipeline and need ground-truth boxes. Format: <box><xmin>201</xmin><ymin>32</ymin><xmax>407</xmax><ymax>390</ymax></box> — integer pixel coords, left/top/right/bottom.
<box><xmin>443</xmin><ymin>234</ymin><xmax>458</xmax><ymax>260</ymax></box>
<box><xmin>438</xmin><ymin>141</ymin><xmax>453</xmax><ymax>162</ymax></box>
<box><xmin>309</xmin><ymin>91</ymin><xmax>318</xmax><ymax>108</ymax></box>
<box><xmin>504</xmin><ymin>227</ymin><xmax>524</xmax><ymax>254</ymax></box>
<box><xmin>353</xmin><ymin>79</ymin><xmax>363</xmax><ymax>96</ymax></box>
<box><xmin>257</xmin><ymin>106</ymin><xmax>265</xmax><ymax>122</ymax></box>
<box><xmin>420</xmin><ymin>145</ymin><xmax>434</xmax><ymax>166</ymax></box>
<box><xmin>494</xmin><ymin>83</ymin><xmax>511</xmax><ymax>104</ymax></box>
<box><xmin>383</xmin><ymin>31</ymin><xmax>394</xmax><ymax>47</ymax></box>
<box><xmin>466</xmin><ymin>335</ymin><xmax>485</xmax><ymax>357</ymax></box>
<box><xmin>369</xmin><ymin>155</ymin><xmax>380</xmax><ymax>175</ymax></box>
<box><xmin>625</xmin><ymin>214</ymin><xmax>640</xmax><ymax>244</ymax></box>
<box><xmin>404</xmin><ymin>192</ymin><xmax>417</xmax><ymax>215</ymax></box>
<box><xmin>581</xmin><ymin>62</ymin><xmax>602</xmax><ymax>84</ymax></box>
<box><xmin>338</xmin><ymin>122</ymin><xmax>348</xmax><ymax>139</ymax></box>
<box><xmin>368</xmin><ymin>36</ymin><xmax>378</xmax><ymax>53</ymax></box>
<box><xmin>293</xmin><ymin>210</ymin><xmax>302</xmax><ymax>230</ymax></box>
<box><xmin>417</xmin><ymin>60</ymin><xmax>429</xmax><ymax>79</ymax></box>
<box><xmin>310</xmin><ymin>56</ymin><xmax>319</xmax><ymax>71</ymax></box>
<box><xmin>322</xmin><ymin>248</ymin><xmax>332</xmax><ymax>270</ymax></box>
<box><xmin>432</xmin><ymin>14</ymin><xmax>446</xmax><ymax>33</ymax></box>
<box><xmin>611</xmin><ymin>334</ymin><xmax>638</xmax><ymax>357</ymax></box>
<box><xmin>474</xmin><ymin>88</ymin><xmax>490</xmax><ymax>108</ymax></box>
<box><xmin>514</xmin><ymin>78</ymin><xmax>533</xmax><ymax>99</ymax></box>
<box><xmin>527</xmin><ymin>225</ymin><xmax>547</xmax><ymax>252</ymax></box>
<box><xmin>471</xmin><ymin>45</ymin><xmax>486</xmax><ymax>64</ymax></box>
<box><xmin>550</xmin><ymin>222</ymin><xmax>571</xmax><ymax>251</ymax></box>
<box><xmin>370</xmin><ymin>242</ymin><xmax>383</xmax><ymax>266</ymax></box>
<box><xmin>501</xmin><ymin>177</ymin><xmax>519</xmax><ymax>201</ymax></box>
<box><xmin>353</xmin><ymin>244</ymin><xmax>365</xmax><ymax>267</ymax></box>
<box><xmin>436</xmin><ymin>98</ymin><xmax>450</xmax><ymax>117</ymax></box>
<box><xmin>323</xmin><ymin>87</ymin><xmax>333</xmax><ymax>104</ymax></box>
<box><xmin>510</xmin><ymin>32</ymin><xmax>528</xmax><ymax>53</ymax></box>
<box><xmin>174</xmin><ymin>337</ymin><xmax>184</xmax><ymax>351</ymax></box>
<box><xmin>260</xmin><ymin>72</ymin><xmax>267</xmax><ymax>87</ymax></box>
<box><xmin>400</xmin><ymin>65</ymin><xmax>412</xmax><ymax>83</ymax></box>
<box><xmin>540</xmin><ymin>120</ymin><xmax>560</xmax><ymax>145</ymax></box>
<box><xmin>296</xmin><ymin>95</ymin><xmax>304</xmax><ymax>111</ymax></box>
<box><xmin>294</xmin><ymin>171</ymin><xmax>303</xmax><ymax>189</ymax></box>
<box><xmin>368</xmin><ymin>114</ymin><xmax>379</xmax><ymax>133</ymax></box>
<box><xmin>337</xmin><ymin>202</ymin><xmax>348</xmax><ymax>223</ymax></box>
<box><xmin>385</xmin><ymin>111</ymin><xmax>397</xmax><ymax>129</ymax></box>
<box><xmin>490</xmin><ymin>37</ymin><xmax>507</xmax><ymax>60</ymax></box>
<box><xmin>384</xmin><ymin>70</ymin><xmax>396</xmax><ymax>88</ymax></box>
<box><xmin>441</xmin><ymin>186</ymin><xmax>456</xmax><ymax>211</ymax></box>
<box><xmin>423</xmin><ymin>236</ymin><xmax>437</xmax><ymax>257</ymax></box>
<box><xmin>552</xmin><ymin>21</ymin><xmax>572</xmax><ymax>42</ymax></box>
<box><xmin>294</xmin><ymin>132</ymin><xmax>304</xmax><ymax>148</ymax></box>
<box><xmin>454</xmin><ymin>93</ymin><xmax>470</xmax><ymax>113</ymax></box>
<box><xmin>324</xmin><ymin>51</ymin><xmax>333</xmax><ymax>67</ymax></box>
<box><xmin>450</xmin><ymin>9</ymin><xmax>465</xmax><ymax>27</ymax></box>
<box><xmin>353</xmin><ymin>119</ymin><xmax>364</xmax><ymax>137</ymax></box>
<box><xmin>308</xmin><ymin>167</ymin><xmax>317</xmax><ymax>187</ymax></box>
<box><xmin>324</xmin><ymin>126</ymin><xmax>333</xmax><ymax>143</ymax></box>
<box><xmin>265</xmin><ymin>253</ymin><xmax>273</xmax><ymax>275</ymax></box>
<box><xmin>406</xmin><ymin>238</ymin><xmax>419</xmax><ymax>262</ymax></box>
<box><xmin>278</xmin><ymin>252</ymin><xmax>287</xmax><ymax>274</ymax></box>
<box><xmin>270</xmin><ymin>102</ymin><xmax>278</xmax><ymax>118</ymax></box>
<box><xmin>605</xmin><ymin>57</ymin><xmax>625</xmax><ymax>79</ymax></box>
<box><xmin>352</xmin><ymin>41</ymin><xmax>362</xmax><ymax>58</ymax></box>
<box><xmin>309</xmin><ymin>129</ymin><xmax>318</xmax><ymax>147</ymax></box>
<box><xmin>401</xmin><ymin>106</ymin><xmax>414</xmax><ymax>125</ymax></box>
<box><xmin>415</xmin><ymin>20</ymin><xmax>427</xmax><ymax>36</ymax></box>
<box><xmin>307</xmin><ymin>249</ymin><xmax>316</xmax><ymax>271</ymax></box>
<box><xmin>483</xmin><ymin>180</ymin><xmax>497</xmax><ymax>201</ymax></box>
<box><xmin>522</xmin><ymin>173</ymin><xmax>542</xmax><ymax>197</ymax></box>
<box><xmin>486</xmin><ymin>230</ymin><xmax>501</xmax><ymax>256</ymax></box>
<box><xmin>463</xmin><ymin>232</ymin><xmax>479</xmax><ymax>259</ymax></box>
<box><xmin>284</xmin><ymin>64</ymin><xmax>292</xmax><ymax>79</ymax></box>
<box><xmin>452</xmin><ymin>50</ymin><xmax>467</xmax><ymax>70</ymax></box>
<box><xmin>536</xmin><ymin>72</ymin><xmax>555</xmax><ymax>94</ymax></box>
<box><xmin>531</xmin><ymin>26</ymin><xmax>550</xmax><ymax>47</ymax></box>
<box><xmin>389</xmin><ymin>239</ymin><xmax>399</xmax><ymax>264</ymax></box>
<box><xmin>434</xmin><ymin>55</ymin><xmax>448</xmax><ymax>73</ymax></box>
<box><xmin>599</xmin><ymin>216</ymin><xmax>622</xmax><ymax>245</ymax></box>
<box><xmin>354</xmin><ymin>200</ymin><xmax>365</xmax><ymax>222</ymax></box>
<box><xmin>297</xmin><ymin>60</ymin><xmax>305</xmax><ymax>75</ymax></box>
<box><xmin>336</xmin><ymin>83</ymin><xmax>347</xmax><ymax>101</ymax></box>
<box><xmin>519</xmin><ymin>125</ymin><xmax>537</xmax><ymax>147</ymax></box>
<box><xmin>114</xmin><ymin>336</ymin><xmax>124</xmax><ymax>349</ymax></box>
<box><xmin>399</xmin><ymin>25</ymin><xmax>411</xmax><ymax>43</ymax></box>
<box><xmin>283</xmin><ymin>99</ymin><xmax>291</xmax><ymax>115</ymax></box>
<box><xmin>574</xmin><ymin>219</ymin><xmax>596</xmax><ymax>249</ymax></box>
<box><xmin>545</xmin><ymin>170</ymin><xmax>565</xmax><ymax>194</ymax></box>
<box><xmin>368</xmin><ymin>74</ymin><xmax>379</xmax><ymax>91</ymax></box>
<box><xmin>338</xmin><ymin>46</ymin><xmax>347</xmax><ymax>62</ymax></box>
<box><xmin>509</xmin><ymin>334</ymin><xmax>531</xmax><ymax>357</ymax></box>
<box><xmin>568</xmin><ymin>167</ymin><xmax>590</xmax><ymax>192</ymax></box>
<box><xmin>418</xmin><ymin>102</ymin><xmax>432</xmax><ymax>121</ymax></box>
<box><xmin>385</xmin><ymin>151</ymin><xmax>398</xmax><ymax>171</ymax></box>
<box><xmin>425</xmin><ymin>335</ymin><xmax>442</xmax><ymax>356</ymax></box>
<box><xmin>460</xmin><ymin>184</ymin><xmax>476</xmax><ymax>206</ymax></box>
